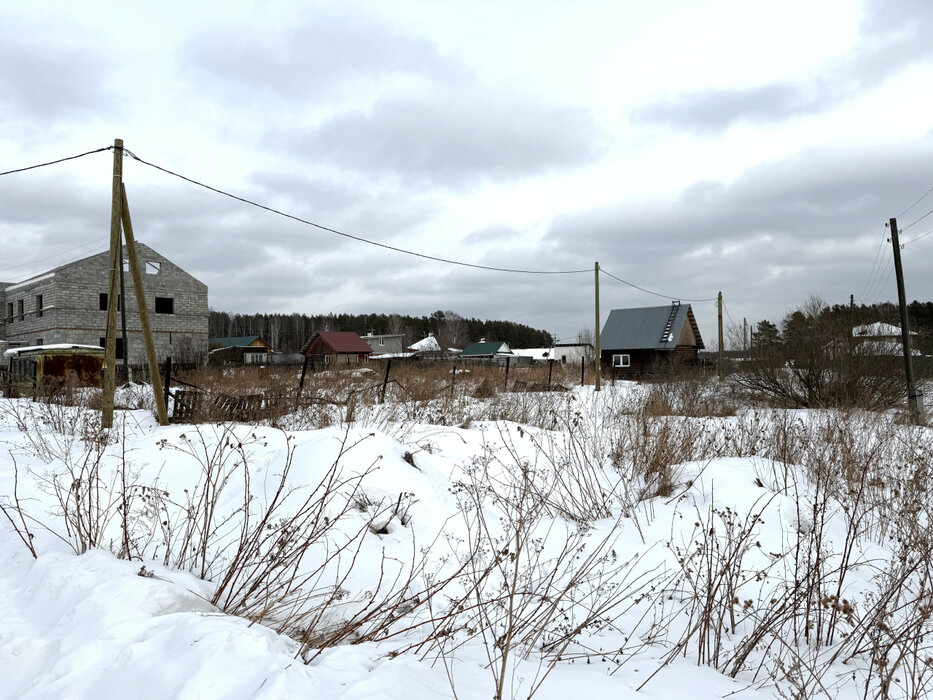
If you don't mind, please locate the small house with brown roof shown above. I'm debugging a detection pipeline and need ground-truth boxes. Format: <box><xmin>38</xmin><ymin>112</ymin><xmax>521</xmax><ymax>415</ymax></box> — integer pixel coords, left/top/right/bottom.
<box><xmin>301</xmin><ymin>331</ymin><xmax>373</xmax><ymax>365</ymax></box>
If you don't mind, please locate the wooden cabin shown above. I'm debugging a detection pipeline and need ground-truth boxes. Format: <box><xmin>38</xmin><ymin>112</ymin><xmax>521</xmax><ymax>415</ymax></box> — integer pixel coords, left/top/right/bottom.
<box><xmin>300</xmin><ymin>331</ymin><xmax>373</xmax><ymax>365</ymax></box>
<box><xmin>599</xmin><ymin>302</ymin><xmax>705</xmax><ymax>379</ymax></box>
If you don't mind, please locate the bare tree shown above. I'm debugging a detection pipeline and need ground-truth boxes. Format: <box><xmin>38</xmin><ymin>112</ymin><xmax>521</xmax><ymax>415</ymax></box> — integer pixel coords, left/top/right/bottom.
<box><xmin>387</xmin><ymin>314</ymin><xmax>410</xmax><ymax>348</ymax></box>
<box><xmin>438</xmin><ymin>311</ymin><xmax>470</xmax><ymax>356</ymax></box>
<box><xmin>731</xmin><ymin>295</ymin><xmax>905</xmax><ymax>409</ymax></box>
<box><xmin>575</xmin><ymin>327</ymin><xmax>596</xmax><ymax>363</ymax></box>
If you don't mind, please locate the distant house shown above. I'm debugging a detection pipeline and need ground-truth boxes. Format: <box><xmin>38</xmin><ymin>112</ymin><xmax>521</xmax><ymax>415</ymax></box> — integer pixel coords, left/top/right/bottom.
<box><xmin>208</xmin><ymin>335</ymin><xmax>274</xmax><ymax>365</ymax></box>
<box><xmin>361</xmin><ymin>332</ymin><xmax>406</xmax><ymax>356</ymax></box>
<box><xmin>461</xmin><ymin>340</ymin><xmax>514</xmax><ymax>360</ymax></box>
<box><xmin>301</xmin><ymin>331</ymin><xmax>373</xmax><ymax>365</ymax></box>
<box><xmin>209</xmin><ymin>335</ymin><xmax>273</xmax><ymax>352</ymax></box>
<box><xmin>512</xmin><ymin>343</ymin><xmax>592</xmax><ymax>364</ymax></box>
<box><xmin>852</xmin><ymin>322</ymin><xmax>920</xmax><ymax>357</ymax></box>
<box><xmin>600</xmin><ymin>301</ymin><xmax>705</xmax><ymax>378</ymax></box>
<box><xmin>460</xmin><ymin>340</ymin><xmax>516</xmax><ymax>363</ymax></box>
<box><xmin>408</xmin><ymin>333</ymin><xmax>442</xmax><ymax>359</ymax></box>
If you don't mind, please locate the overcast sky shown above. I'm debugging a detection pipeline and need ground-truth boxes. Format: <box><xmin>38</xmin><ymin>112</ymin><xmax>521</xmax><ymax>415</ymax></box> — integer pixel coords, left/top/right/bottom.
<box><xmin>2</xmin><ymin>0</ymin><xmax>932</xmax><ymax>346</ymax></box>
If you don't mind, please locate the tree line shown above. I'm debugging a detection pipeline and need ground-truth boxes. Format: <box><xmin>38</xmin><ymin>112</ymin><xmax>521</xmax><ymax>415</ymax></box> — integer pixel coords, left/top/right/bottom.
<box><xmin>744</xmin><ymin>300</ymin><xmax>933</xmax><ymax>354</ymax></box>
<box><xmin>208</xmin><ymin>309</ymin><xmax>554</xmax><ymax>353</ymax></box>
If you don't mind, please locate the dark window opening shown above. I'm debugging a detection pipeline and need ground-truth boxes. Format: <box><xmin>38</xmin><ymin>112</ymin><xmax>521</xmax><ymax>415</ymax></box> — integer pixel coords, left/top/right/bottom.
<box><xmin>6</xmin><ymin>303</ymin><xmax>12</xmax><ymax>323</ymax></box>
<box><xmin>99</xmin><ymin>293</ymin><xmax>121</xmax><ymax>311</ymax></box>
<box><xmin>36</xmin><ymin>294</ymin><xmax>44</xmax><ymax>318</ymax></box>
<box><xmin>155</xmin><ymin>297</ymin><xmax>174</xmax><ymax>314</ymax></box>
<box><xmin>99</xmin><ymin>337</ymin><xmax>124</xmax><ymax>360</ymax></box>
<box><xmin>17</xmin><ymin>299</ymin><xmax>24</xmax><ymax>321</ymax></box>
<box><xmin>36</xmin><ymin>338</ymin><xmax>43</xmax><ymax>346</ymax></box>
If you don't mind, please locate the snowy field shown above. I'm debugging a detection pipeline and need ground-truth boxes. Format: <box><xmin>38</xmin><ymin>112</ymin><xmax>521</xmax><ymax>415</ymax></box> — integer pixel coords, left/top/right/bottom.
<box><xmin>1</xmin><ymin>381</ymin><xmax>932</xmax><ymax>699</ymax></box>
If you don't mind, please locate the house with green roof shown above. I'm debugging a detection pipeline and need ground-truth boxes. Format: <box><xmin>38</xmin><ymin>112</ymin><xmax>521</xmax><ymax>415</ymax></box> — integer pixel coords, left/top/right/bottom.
<box><xmin>208</xmin><ymin>335</ymin><xmax>273</xmax><ymax>365</ymax></box>
<box><xmin>209</xmin><ymin>335</ymin><xmax>272</xmax><ymax>351</ymax></box>
<box><xmin>460</xmin><ymin>340</ymin><xmax>514</xmax><ymax>360</ymax></box>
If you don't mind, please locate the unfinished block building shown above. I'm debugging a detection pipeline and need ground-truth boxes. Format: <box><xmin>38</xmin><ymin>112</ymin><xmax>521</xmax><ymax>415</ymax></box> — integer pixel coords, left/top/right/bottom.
<box><xmin>0</xmin><ymin>243</ymin><xmax>208</xmax><ymax>365</ymax></box>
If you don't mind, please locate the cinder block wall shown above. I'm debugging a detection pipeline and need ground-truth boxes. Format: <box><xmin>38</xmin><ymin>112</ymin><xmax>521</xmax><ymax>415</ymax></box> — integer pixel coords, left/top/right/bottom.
<box><xmin>1</xmin><ymin>243</ymin><xmax>208</xmax><ymax>365</ymax></box>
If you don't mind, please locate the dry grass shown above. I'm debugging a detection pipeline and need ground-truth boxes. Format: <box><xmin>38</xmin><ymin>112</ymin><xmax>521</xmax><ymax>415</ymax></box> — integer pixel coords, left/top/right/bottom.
<box><xmin>4</xmin><ymin>359</ymin><xmax>933</xmax><ymax>699</ymax></box>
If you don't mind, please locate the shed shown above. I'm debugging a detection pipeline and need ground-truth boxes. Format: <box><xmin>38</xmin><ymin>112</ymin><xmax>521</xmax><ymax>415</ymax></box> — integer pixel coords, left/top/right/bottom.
<box><xmin>4</xmin><ymin>344</ymin><xmax>104</xmax><ymax>388</ymax></box>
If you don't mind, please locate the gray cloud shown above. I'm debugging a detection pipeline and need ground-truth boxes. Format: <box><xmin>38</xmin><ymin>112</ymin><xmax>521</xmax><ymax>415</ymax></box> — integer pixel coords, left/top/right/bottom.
<box><xmin>541</xmin><ymin>135</ymin><xmax>933</xmax><ymax>330</ymax></box>
<box><xmin>289</xmin><ymin>88</ymin><xmax>605</xmax><ymax>185</ymax></box>
<box><xmin>462</xmin><ymin>225</ymin><xmax>520</xmax><ymax>245</ymax></box>
<box><xmin>186</xmin><ymin>7</ymin><xmax>605</xmax><ymax>186</ymax></box>
<box><xmin>632</xmin><ymin>83</ymin><xmax>824</xmax><ymax>134</ymax></box>
<box><xmin>0</xmin><ymin>37</ymin><xmax>111</xmax><ymax>120</ymax></box>
<box><xmin>633</xmin><ymin>0</ymin><xmax>933</xmax><ymax>133</ymax></box>
<box><xmin>185</xmin><ymin>7</ymin><xmax>467</xmax><ymax>101</ymax></box>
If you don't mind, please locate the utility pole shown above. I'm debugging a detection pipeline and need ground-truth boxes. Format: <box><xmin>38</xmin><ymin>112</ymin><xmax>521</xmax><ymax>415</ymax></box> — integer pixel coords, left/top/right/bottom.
<box><xmin>121</xmin><ymin>184</ymin><xmax>168</xmax><ymax>425</ymax></box>
<box><xmin>119</xmin><ymin>235</ymin><xmax>129</xmax><ymax>380</ymax></box>
<box><xmin>743</xmin><ymin>317</ymin><xmax>748</xmax><ymax>353</ymax></box>
<box><xmin>889</xmin><ymin>217</ymin><xmax>924</xmax><ymax>424</ymax></box>
<box><xmin>594</xmin><ymin>261</ymin><xmax>601</xmax><ymax>392</ymax></box>
<box><xmin>717</xmin><ymin>291</ymin><xmax>724</xmax><ymax>380</ymax></box>
<box><xmin>101</xmin><ymin>138</ymin><xmax>124</xmax><ymax>429</ymax></box>
<box><xmin>849</xmin><ymin>294</ymin><xmax>855</xmax><ymax>352</ymax></box>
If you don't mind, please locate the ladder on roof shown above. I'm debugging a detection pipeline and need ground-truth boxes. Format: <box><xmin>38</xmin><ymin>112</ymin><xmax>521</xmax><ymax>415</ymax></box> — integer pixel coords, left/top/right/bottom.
<box><xmin>659</xmin><ymin>301</ymin><xmax>681</xmax><ymax>344</ymax></box>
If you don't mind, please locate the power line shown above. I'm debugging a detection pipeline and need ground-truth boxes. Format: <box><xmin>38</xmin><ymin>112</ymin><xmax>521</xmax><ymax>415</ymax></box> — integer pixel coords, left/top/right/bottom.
<box><xmin>868</xmin><ymin>261</ymin><xmax>896</xmax><ymax>305</ymax></box>
<box><xmin>721</xmin><ymin>298</ymin><xmax>737</xmax><ymax>327</ymax></box>
<box><xmin>0</xmin><ymin>146</ymin><xmax>112</xmax><ymax>177</ymax></box>
<box><xmin>858</xmin><ymin>231</ymin><xmax>889</xmax><ymax>303</ymax></box>
<box><xmin>0</xmin><ymin>237</ymin><xmax>108</xmax><ymax>275</ymax></box>
<box><xmin>598</xmin><ymin>267</ymin><xmax>717</xmax><ymax>302</ymax></box>
<box><xmin>122</xmin><ymin>149</ymin><xmax>591</xmax><ymax>276</ymax></box>
<box><xmin>903</xmin><ymin>227</ymin><xmax>933</xmax><ymax>246</ymax></box>
<box><xmin>901</xmin><ymin>206</ymin><xmax>933</xmax><ymax>232</ymax></box>
<box><xmin>864</xmin><ymin>258</ymin><xmax>892</xmax><ymax>303</ymax></box>
<box><xmin>898</xmin><ymin>183</ymin><xmax>933</xmax><ymax>219</ymax></box>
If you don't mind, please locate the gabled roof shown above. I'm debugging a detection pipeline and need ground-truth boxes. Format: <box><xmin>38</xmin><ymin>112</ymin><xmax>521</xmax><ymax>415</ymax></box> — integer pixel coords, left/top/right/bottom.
<box><xmin>853</xmin><ymin>322</ymin><xmax>915</xmax><ymax>338</ymax></box>
<box><xmin>461</xmin><ymin>341</ymin><xmax>513</xmax><ymax>357</ymax></box>
<box><xmin>209</xmin><ymin>336</ymin><xmax>268</xmax><ymax>348</ymax></box>
<box><xmin>600</xmin><ymin>303</ymin><xmax>705</xmax><ymax>351</ymax></box>
<box><xmin>302</xmin><ymin>331</ymin><xmax>374</xmax><ymax>355</ymax></box>
<box><xmin>2</xmin><ymin>241</ymin><xmax>204</xmax><ymax>288</ymax></box>
<box><xmin>409</xmin><ymin>335</ymin><xmax>441</xmax><ymax>352</ymax></box>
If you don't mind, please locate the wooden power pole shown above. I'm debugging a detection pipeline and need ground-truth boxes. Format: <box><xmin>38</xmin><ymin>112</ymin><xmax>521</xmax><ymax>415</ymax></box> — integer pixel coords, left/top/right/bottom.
<box><xmin>717</xmin><ymin>291</ymin><xmax>724</xmax><ymax>380</ymax></box>
<box><xmin>101</xmin><ymin>139</ymin><xmax>124</xmax><ymax>429</ymax></box>
<box><xmin>102</xmin><ymin>138</ymin><xmax>170</xmax><ymax>427</ymax></box>
<box><xmin>122</xmin><ymin>184</ymin><xmax>168</xmax><ymax>425</ymax></box>
<box><xmin>594</xmin><ymin>261</ymin><xmax>601</xmax><ymax>392</ymax></box>
<box><xmin>889</xmin><ymin>218</ymin><xmax>924</xmax><ymax>424</ymax></box>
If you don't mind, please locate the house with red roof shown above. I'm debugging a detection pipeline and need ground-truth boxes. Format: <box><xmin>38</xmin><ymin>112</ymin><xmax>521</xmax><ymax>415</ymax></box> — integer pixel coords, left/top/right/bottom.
<box><xmin>301</xmin><ymin>331</ymin><xmax>373</xmax><ymax>365</ymax></box>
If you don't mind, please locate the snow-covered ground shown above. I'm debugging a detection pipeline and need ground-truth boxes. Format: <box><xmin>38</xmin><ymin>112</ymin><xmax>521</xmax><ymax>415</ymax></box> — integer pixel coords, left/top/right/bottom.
<box><xmin>1</xmin><ymin>384</ymin><xmax>931</xmax><ymax>699</ymax></box>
